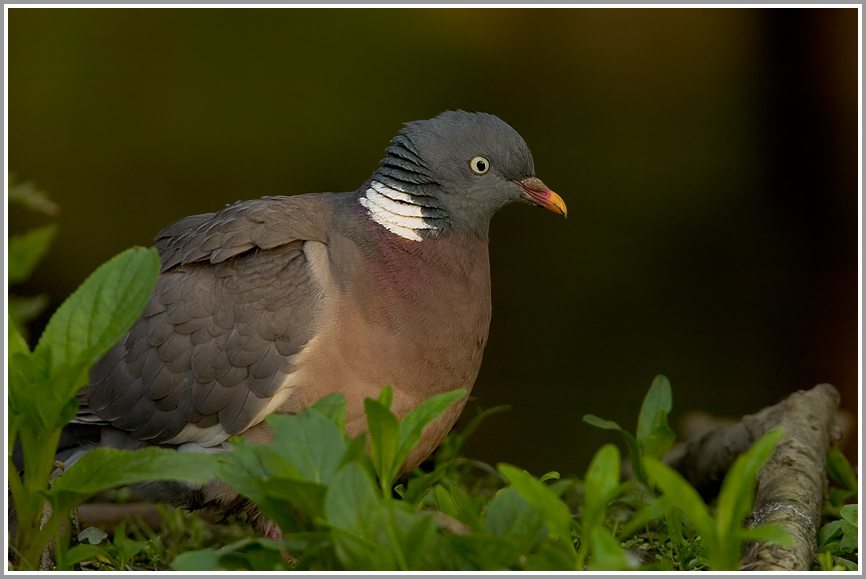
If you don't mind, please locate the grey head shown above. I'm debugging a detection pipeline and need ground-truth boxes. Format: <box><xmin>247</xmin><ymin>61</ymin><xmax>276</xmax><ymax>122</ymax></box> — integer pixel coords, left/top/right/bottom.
<box><xmin>360</xmin><ymin>111</ymin><xmax>567</xmax><ymax>241</ymax></box>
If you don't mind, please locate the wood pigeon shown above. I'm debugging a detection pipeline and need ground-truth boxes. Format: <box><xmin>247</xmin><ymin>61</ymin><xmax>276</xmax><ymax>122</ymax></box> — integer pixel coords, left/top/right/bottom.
<box><xmin>60</xmin><ymin>110</ymin><xmax>567</xmax><ymax>530</ymax></box>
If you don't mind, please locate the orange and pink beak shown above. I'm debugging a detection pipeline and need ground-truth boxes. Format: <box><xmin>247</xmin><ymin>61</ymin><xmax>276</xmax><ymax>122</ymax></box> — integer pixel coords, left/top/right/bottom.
<box><xmin>513</xmin><ymin>177</ymin><xmax>567</xmax><ymax>217</ymax></box>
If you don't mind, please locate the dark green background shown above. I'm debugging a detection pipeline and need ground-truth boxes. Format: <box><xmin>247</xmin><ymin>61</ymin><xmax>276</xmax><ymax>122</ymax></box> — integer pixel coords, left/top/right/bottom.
<box><xmin>9</xmin><ymin>8</ymin><xmax>859</xmax><ymax>475</ymax></box>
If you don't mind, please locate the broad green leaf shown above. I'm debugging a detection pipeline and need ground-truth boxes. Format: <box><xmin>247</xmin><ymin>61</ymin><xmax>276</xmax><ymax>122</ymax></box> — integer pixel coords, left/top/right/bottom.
<box><xmin>325</xmin><ymin>462</ymin><xmax>381</xmax><ymax>540</ymax></box>
<box><xmin>311</xmin><ymin>392</ymin><xmax>347</xmax><ymax>431</ymax></box>
<box><xmin>395</xmin><ymin>389</ymin><xmax>466</xmax><ymax>468</ymax></box>
<box><xmin>267</xmin><ymin>408</ymin><xmax>347</xmax><ymax>484</ymax></box>
<box><xmin>582</xmin><ymin>444</ymin><xmax>622</xmax><ymax>531</ymax></box>
<box><xmin>34</xmin><ymin>246</ymin><xmax>160</xmax><ymax>397</ymax></box>
<box><xmin>483</xmin><ymin>486</ymin><xmax>546</xmax><ymax>552</ymax></box>
<box><xmin>389</xmin><ymin>505</ymin><xmax>440</xmax><ymax>570</ymax></box>
<box><xmin>8</xmin><ymin>224</ymin><xmax>57</xmax><ymax>284</ymax></box>
<box><xmin>839</xmin><ymin>520</ymin><xmax>858</xmax><ymax>553</ymax></box>
<box><xmin>498</xmin><ymin>464</ymin><xmax>573</xmax><ymax>541</ymax></box>
<box><xmin>643</xmin><ymin>458</ymin><xmax>714</xmax><ymax>539</ymax></box>
<box><xmin>365</xmin><ymin>397</ymin><xmax>400</xmax><ymax>490</ymax></box>
<box><xmin>218</xmin><ymin>438</ymin><xmax>304</xmax><ymax>503</ymax></box>
<box><xmin>715</xmin><ymin>429</ymin><xmax>784</xmax><ymax>539</ymax></box>
<box><xmin>818</xmin><ymin>520</ymin><xmax>845</xmax><ymax>549</ymax></box>
<box><xmin>840</xmin><ymin>504</ymin><xmax>858</xmax><ymax>526</ymax></box>
<box><xmin>248</xmin><ymin>478</ymin><xmax>327</xmax><ymax>533</ymax></box>
<box><xmin>9</xmin><ymin>346</ymin><xmax>54</xmax><ymax>433</ymax></box>
<box><xmin>48</xmin><ymin>446</ymin><xmax>220</xmax><ymax>515</ymax></box>
<box><xmin>325</xmin><ymin>462</ymin><xmax>393</xmax><ymax>569</ymax></box>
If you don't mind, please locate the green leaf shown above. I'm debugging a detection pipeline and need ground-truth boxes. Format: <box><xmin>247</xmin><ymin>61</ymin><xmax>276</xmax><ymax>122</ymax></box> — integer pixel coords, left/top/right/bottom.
<box><xmin>171</xmin><ymin>547</ymin><xmax>226</xmax><ymax>571</ymax></box>
<box><xmin>47</xmin><ymin>446</ymin><xmax>220</xmax><ymax>516</ymax></box>
<box><xmin>433</xmin><ymin>483</ymin><xmax>459</xmax><ymax>520</ymax></box>
<box><xmin>444</xmin><ymin>533</ymin><xmax>522</xmax><ymax>570</ymax></box>
<box><xmin>311</xmin><ymin>392</ymin><xmax>347</xmax><ymax>431</ymax></box>
<box><xmin>840</xmin><ymin>504</ymin><xmax>858</xmax><ymax>526</ymax></box>
<box><xmin>836</xmin><ymin>558</ymin><xmax>858</xmax><ymax>571</ymax></box>
<box><xmin>401</xmin><ymin>460</ymin><xmax>453</xmax><ymax>505</ymax></box>
<box><xmin>715</xmin><ymin>429</ymin><xmax>784</xmax><ymax>540</ymax></box>
<box><xmin>827</xmin><ymin>447</ymin><xmax>858</xmax><ymax>493</ymax></box>
<box><xmin>643</xmin><ymin>458</ymin><xmax>714</xmax><ymax>539</ymax></box>
<box><xmin>395</xmin><ymin>389</ymin><xmax>466</xmax><ymax>469</ymax></box>
<box><xmin>325</xmin><ymin>462</ymin><xmax>394</xmax><ymax>569</ymax></box>
<box><xmin>377</xmin><ymin>385</ymin><xmax>393</xmax><ymax>409</ymax></box>
<box><xmin>498</xmin><ymin>464</ymin><xmax>573</xmax><ymax>541</ymax></box>
<box><xmin>737</xmin><ymin>524</ymin><xmax>793</xmax><ymax>546</ymax></box>
<box><xmin>8</xmin><ymin>224</ymin><xmax>57</xmax><ymax>284</ymax></box>
<box><xmin>390</xmin><ymin>506</ymin><xmax>440</xmax><ymax>570</ymax></box>
<box><xmin>435</xmin><ymin>404</ymin><xmax>510</xmax><ymax>464</ymax></box>
<box><xmin>78</xmin><ymin>526</ymin><xmax>108</xmax><ymax>545</ymax></box>
<box><xmin>582</xmin><ymin>414</ymin><xmax>625</xmax><ymax>431</ymax></box>
<box><xmin>523</xmin><ymin>537</ymin><xmax>579</xmax><ymax>571</ymax></box>
<box><xmin>483</xmin><ymin>486</ymin><xmax>546</xmax><ymax>552</ymax></box>
<box><xmin>583</xmin><ymin>414</ymin><xmax>648</xmax><ymax>489</ymax></box>
<box><xmin>57</xmin><ymin>544</ymin><xmax>107</xmax><ymax>570</ymax></box>
<box><xmin>267</xmin><ymin>408</ymin><xmax>347</xmax><ymax>485</ymax></box>
<box><xmin>8</xmin><ymin>294</ymin><xmax>50</xmax><ymax>336</ymax></box>
<box><xmin>581</xmin><ymin>444</ymin><xmax>622</xmax><ymax>531</ymax></box>
<box><xmin>9</xmin><ymin>317</ymin><xmax>30</xmax><ymax>359</ymax></box>
<box><xmin>365</xmin><ymin>397</ymin><xmax>400</xmax><ymax>491</ymax></box>
<box><xmin>218</xmin><ymin>438</ymin><xmax>304</xmax><ymax>503</ymax></box>
<box><xmin>587</xmin><ymin>527</ymin><xmax>633</xmax><ymax>570</ymax></box>
<box><xmin>839</xmin><ymin>520</ymin><xmax>858</xmax><ymax>553</ymax></box>
<box><xmin>818</xmin><ymin>520</ymin><xmax>845</xmax><ymax>550</ymax></box>
<box><xmin>636</xmin><ymin>375</ymin><xmax>676</xmax><ymax>461</ymax></box>
<box><xmin>636</xmin><ymin>375</ymin><xmax>672</xmax><ymax>443</ymax></box>
<box><xmin>34</xmin><ymin>246</ymin><xmax>160</xmax><ymax>398</ymax></box>
<box><xmin>252</xmin><ymin>477</ymin><xmax>328</xmax><ymax>533</ymax></box>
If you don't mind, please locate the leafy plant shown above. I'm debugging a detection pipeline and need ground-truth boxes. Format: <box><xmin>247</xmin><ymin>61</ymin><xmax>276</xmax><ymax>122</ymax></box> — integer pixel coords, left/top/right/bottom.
<box><xmin>643</xmin><ymin>429</ymin><xmax>792</xmax><ymax>570</ymax></box>
<box><xmin>8</xmin><ymin>247</ymin><xmax>222</xmax><ymax>570</ymax></box>
<box><xmin>7</xmin><ymin>175</ymin><xmax>59</xmax><ymax>339</ymax></box>
<box><xmin>818</xmin><ymin>503</ymin><xmax>858</xmax><ymax>571</ymax></box>
<box><xmin>583</xmin><ymin>374</ymin><xmax>677</xmax><ymax>491</ymax></box>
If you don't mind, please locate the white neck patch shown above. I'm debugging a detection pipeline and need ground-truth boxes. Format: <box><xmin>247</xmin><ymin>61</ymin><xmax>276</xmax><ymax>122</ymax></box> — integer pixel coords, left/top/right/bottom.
<box><xmin>359</xmin><ymin>180</ymin><xmax>441</xmax><ymax>242</ymax></box>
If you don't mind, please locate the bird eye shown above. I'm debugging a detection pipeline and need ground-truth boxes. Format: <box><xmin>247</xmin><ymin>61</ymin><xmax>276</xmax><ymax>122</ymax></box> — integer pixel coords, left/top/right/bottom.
<box><xmin>470</xmin><ymin>156</ymin><xmax>490</xmax><ymax>175</ymax></box>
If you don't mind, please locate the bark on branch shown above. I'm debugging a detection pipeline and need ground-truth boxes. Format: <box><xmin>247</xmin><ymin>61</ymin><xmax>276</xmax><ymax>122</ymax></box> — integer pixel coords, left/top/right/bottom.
<box><xmin>667</xmin><ymin>383</ymin><xmax>843</xmax><ymax>571</ymax></box>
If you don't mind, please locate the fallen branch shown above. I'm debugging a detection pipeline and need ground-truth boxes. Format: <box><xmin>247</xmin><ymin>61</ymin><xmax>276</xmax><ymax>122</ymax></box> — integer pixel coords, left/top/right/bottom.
<box><xmin>667</xmin><ymin>383</ymin><xmax>842</xmax><ymax>571</ymax></box>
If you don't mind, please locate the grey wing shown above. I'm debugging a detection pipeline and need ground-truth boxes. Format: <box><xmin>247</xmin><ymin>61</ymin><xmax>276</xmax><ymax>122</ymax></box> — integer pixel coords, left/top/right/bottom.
<box><xmin>80</xmin><ymin>195</ymin><xmax>333</xmax><ymax>445</ymax></box>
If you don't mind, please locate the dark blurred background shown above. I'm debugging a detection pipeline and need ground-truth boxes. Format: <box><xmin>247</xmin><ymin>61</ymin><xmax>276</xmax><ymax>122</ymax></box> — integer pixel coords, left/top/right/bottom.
<box><xmin>8</xmin><ymin>8</ymin><xmax>859</xmax><ymax>475</ymax></box>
